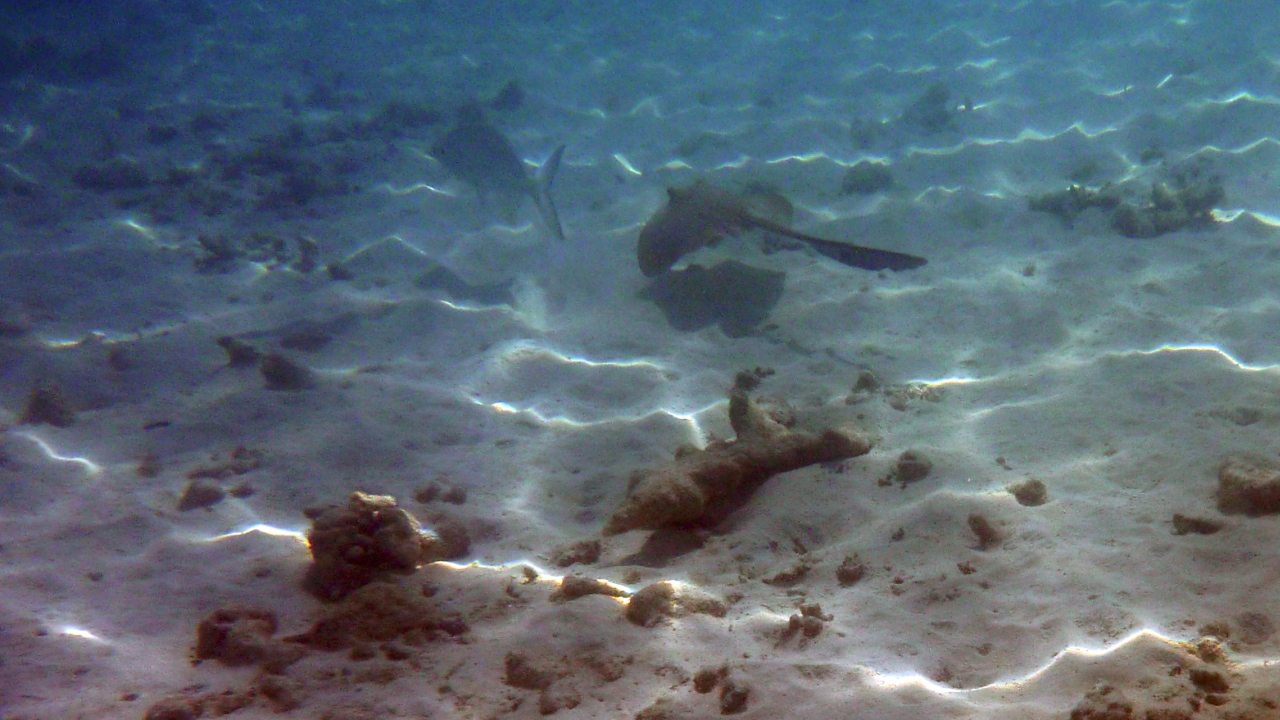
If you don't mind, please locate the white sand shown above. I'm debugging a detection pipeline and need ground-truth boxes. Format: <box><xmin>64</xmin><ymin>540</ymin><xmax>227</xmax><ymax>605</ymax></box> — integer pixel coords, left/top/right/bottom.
<box><xmin>2</xmin><ymin>1</ymin><xmax>1279</xmax><ymax>718</ymax></box>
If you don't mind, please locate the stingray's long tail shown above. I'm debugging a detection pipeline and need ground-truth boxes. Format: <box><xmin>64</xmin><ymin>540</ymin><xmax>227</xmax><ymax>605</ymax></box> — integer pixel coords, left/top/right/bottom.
<box><xmin>755</xmin><ymin>217</ymin><xmax>927</xmax><ymax>272</ymax></box>
<box><xmin>799</xmin><ymin>234</ymin><xmax>927</xmax><ymax>272</ymax></box>
<box><xmin>534</xmin><ymin>145</ymin><xmax>566</xmax><ymax>241</ymax></box>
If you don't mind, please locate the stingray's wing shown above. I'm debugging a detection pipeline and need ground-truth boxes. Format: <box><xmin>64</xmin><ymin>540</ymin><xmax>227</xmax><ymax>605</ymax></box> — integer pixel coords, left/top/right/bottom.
<box><xmin>638</xmin><ymin>185</ymin><xmax>750</xmax><ymax>276</ymax></box>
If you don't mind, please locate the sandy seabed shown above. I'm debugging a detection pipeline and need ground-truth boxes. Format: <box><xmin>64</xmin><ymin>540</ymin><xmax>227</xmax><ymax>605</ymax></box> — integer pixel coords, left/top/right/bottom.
<box><xmin>2</xmin><ymin>1</ymin><xmax>1279</xmax><ymax>718</ymax></box>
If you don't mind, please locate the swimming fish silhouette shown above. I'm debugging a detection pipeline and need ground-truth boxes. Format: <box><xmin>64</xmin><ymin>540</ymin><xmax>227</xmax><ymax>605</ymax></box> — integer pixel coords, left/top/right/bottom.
<box><xmin>636</xmin><ymin>180</ymin><xmax>926</xmax><ymax>276</ymax></box>
<box><xmin>431</xmin><ymin>103</ymin><xmax>565</xmax><ymax>241</ymax></box>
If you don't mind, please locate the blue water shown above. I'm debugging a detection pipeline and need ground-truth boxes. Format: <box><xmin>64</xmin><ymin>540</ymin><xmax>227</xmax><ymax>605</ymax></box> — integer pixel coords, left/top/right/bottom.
<box><xmin>2</xmin><ymin>2</ymin><xmax>1279</xmax><ymax>718</ymax></box>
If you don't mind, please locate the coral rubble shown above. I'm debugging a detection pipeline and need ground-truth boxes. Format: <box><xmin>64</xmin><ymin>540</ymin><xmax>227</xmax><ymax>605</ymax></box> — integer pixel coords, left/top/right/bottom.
<box><xmin>1029</xmin><ymin>175</ymin><xmax>1224</xmax><ymax>238</ymax></box>
<box><xmin>1111</xmin><ymin>179</ymin><xmax>1223</xmax><ymax>238</ymax></box>
<box><xmin>603</xmin><ymin>389</ymin><xmax>871</xmax><ymax>535</ymax></box>
<box><xmin>1028</xmin><ymin>184</ymin><xmax>1121</xmax><ymax>225</ymax></box>
<box><xmin>194</xmin><ymin>605</ymin><xmax>302</xmax><ymax>671</ymax></box>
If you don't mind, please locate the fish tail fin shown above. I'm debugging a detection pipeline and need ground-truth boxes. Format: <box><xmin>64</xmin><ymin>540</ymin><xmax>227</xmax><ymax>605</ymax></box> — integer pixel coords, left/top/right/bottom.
<box><xmin>534</xmin><ymin>144</ymin><xmax>566</xmax><ymax>241</ymax></box>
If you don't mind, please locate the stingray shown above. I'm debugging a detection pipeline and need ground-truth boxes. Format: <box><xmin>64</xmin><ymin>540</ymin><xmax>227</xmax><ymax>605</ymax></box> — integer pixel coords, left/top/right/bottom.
<box><xmin>431</xmin><ymin>103</ymin><xmax>565</xmax><ymax>241</ymax></box>
<box><xmin>636</xmin><ymin>180</ymin><xmax>927</xmax><ymax>277</ymax></box>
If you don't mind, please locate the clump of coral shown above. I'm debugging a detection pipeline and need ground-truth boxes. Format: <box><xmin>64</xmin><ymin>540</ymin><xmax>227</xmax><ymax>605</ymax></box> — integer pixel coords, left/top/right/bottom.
<box><xmin>303</xmin><ymin>492</ymin><xmax>444</xmax><ymax>600</ymax></box>
<box><xmin>1110</xmin><ymin>178</ymin><xmax>1223</xmax><ymax>238</ymax></box>
<box><xmin>1029</xmin><ymin>164</ymin><xmax>1225</xmax><ymax>239</ymax></box>
<box><xmin>1027</xmin><ymin>183</ymin><xmax>1121</xmax><ymax>225</ymax></box>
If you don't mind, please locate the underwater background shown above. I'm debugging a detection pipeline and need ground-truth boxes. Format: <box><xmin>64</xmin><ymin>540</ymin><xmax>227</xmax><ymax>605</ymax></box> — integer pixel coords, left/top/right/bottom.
<box><xmin>2</xmin><ymin>1</ymin><xmax>1279</xmax><ymax>718</ymax></box>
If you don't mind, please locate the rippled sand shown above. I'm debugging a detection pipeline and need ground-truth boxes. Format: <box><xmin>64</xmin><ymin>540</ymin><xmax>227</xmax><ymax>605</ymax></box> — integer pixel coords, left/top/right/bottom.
<box><xmin>2</xmin><ymin>2</ymin><xmax>1279</xmax><ymax>718</ymax></box>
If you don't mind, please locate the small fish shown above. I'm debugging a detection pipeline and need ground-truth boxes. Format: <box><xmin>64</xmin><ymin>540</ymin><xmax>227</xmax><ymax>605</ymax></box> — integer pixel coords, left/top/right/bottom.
<box><xmin>636</xmin><ymin>180</ymin><xmax>926</xmax><ymax>277</ymax></box>
<box><xmin>431</xmin><ymin>103</ymin><xmax>565</xmax><ymax>241</ymax></box>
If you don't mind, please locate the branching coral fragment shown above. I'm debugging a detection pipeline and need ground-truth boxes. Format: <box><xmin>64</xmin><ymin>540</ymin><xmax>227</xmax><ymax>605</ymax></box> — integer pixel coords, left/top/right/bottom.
<box><xmin>603</xmin><ymin>389</ymin><xmax>871</xmax><ymax>535</ymax></box>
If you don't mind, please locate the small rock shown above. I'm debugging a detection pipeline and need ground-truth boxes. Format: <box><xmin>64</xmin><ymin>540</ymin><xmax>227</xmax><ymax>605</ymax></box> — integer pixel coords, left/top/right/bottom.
<box><xmin>177</xmin><ymin>479</ymin><xmax>226</xmax><ymax>511</ymax></box>
<box><xmin>20</xmin><ymin>384</ymin><xmax>75</xmax><ymax>427</ymax></box>
<box><xmin>1218</xmin><ymin>458</ymin><xmax>1280</xmax><ymax>516</ymax></box>
<box><xmin>260</xmin><ymin>353</ymin><xmax>315</xmax><ymax>391</ymax></box>
<box><xmin>719</xmin><ymin>680</ymin><xmax>750</xmax><ymax>715</ymax></box>
<box><xmin>1188</xmin><ymin>668</ymin><xmax>1230</xmax><ymax>694</ymax></box>
<box><xmin>1008</xmin><ymin>478</ymin><xmax>1048</xmax><ymax>507</ymax></box>
<box><xmin>788</xmin><ymin>613</ymin><xmax>824</xmax><ymax>639</ymax></box>
<box><xmin>626</xmin><ymin>582</ymin><xmax>725</xmax><ymax>627</ymax></box>
<box><xmin>851</xmin><ymin>369</ymin><xmax>879</xmax><ymax>393</ymax></box>
<box><xmin>693</xmin><ymin>666</ymin><xmax>727</xmax><ymax>693</ymax></box>
<box><xmin>194</xmin><ymin>605</ymin><xmax>278</xmax><ymax>666</ymax></box>
<box><xmin>1171</xmin><ymin>513</ymin><xmax>1223</xmax><ymax>536</ymax></box>
<box><xmin>216</xmin><ymin>336</ymin><xmax>260</xmax><ymax>367</ymax></box>
<box><xmin>550</xmin><ymin>574</ymin><xmax>630</xmax><ymax>602</ymax></box>
<box><xmin>413</xmin><ymin>482</ymin><xmax>442</xmax><ymax>503</ymax></box>
<box><xmin>549</xmin><ymin>539</ymin><xmax>602</xmax><ymax>567</ymax></box>
<box><xmin>835</xmin><ymin>556</ymin><xmax>866</xmax><ymax>587</ymax></box>
<box><xmin>893</xmin><ymin>450</ymin><xmax>932</xmax><ymax>484</ymax></box>
<box><xmin>142</xmin><ymin>696</ymin><xmax>199</xmax><ymax>720</ymax></box>
<box><xmin>968</xmin><ymin>513</ymin><xmax>1000</xmax><ymax>550</ymax></box>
